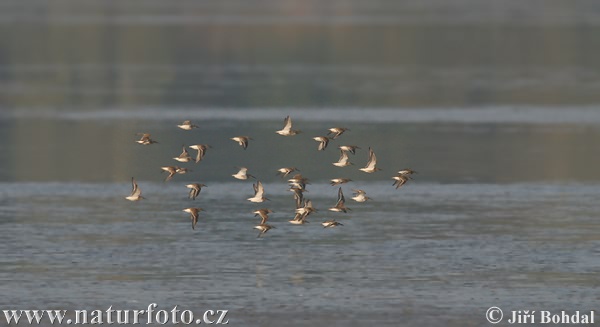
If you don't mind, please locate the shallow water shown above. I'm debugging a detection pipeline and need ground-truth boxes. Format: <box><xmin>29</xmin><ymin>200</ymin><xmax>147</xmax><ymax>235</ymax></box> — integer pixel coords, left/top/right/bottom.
<box><xmin>1</xmin><ymin>110</ymin><xmax>600</xmax><ymax>326</ymax></box>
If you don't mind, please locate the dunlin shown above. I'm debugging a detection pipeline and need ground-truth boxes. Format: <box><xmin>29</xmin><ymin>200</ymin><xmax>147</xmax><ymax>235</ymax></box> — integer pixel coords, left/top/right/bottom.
<box><xmin>254</xmin><ymin>224</ymin><xmax>275</xmax><ymax>237</ymax></box>
<box><xmin>276</xmin><ymin>116</ymin><xmax>301</xmax><ymax>136</ymax></box>
<box><xmin>295</xmin><ymin>199</ymin><xmax>317</xmax><ymax>216</ymax></box>
<box><xmin>328</xmin><ymin>127</ymin><xmax>349</xmax><ymax>139</ymax></box>
<box><xmin>232</xmin><ymin>167</ymin><xmax>255</xmax><ymax>180</ymax></box>
<box><xmin>161</xmin><ymin>166</ymin><xmax>190</xmax><ymax>182</ymax></box>
<box><xmin>186</xmin><ymin>183</ymin><xmax>206</xmax><ymax>200</ymax></box>
<box><xmin>189</xmin><ymin>144</ymin><xmax>211</xmax><ymax>163</ymax></box>
<box><xmin>312</xmin><ymin>136</ymin><xmax>330</xmax><ymax>151</ymax></box>
<box><xmin>253</xmin><ymin>208</ymin><xmax>273</xmax><ymax>225</ymax></box>
<box><xmin>359</xmin><ymin>147</ymin><xmax>381</xmax><ymax>173</ymax></box>
<box><xmin>329</xmin><ymin>187</ymin><xmax>349</xmax><ymax>213</ymax></box>
<box><xmin>125</xmin><ymin>177</ymin><xmax>144</xmax><ymax>201</ymax></box>
<box><xmin>135</xmin><ymin>133</ymin><xmax>158</xmax><ymax>145</ymax></box>
<box><xmin>161</xmin><ymin>166</ymin><xmax>180</xmax><ymax>182</ymax></box>
<box><xmin>276</xmin><ymin>167</ymin><xmax>300</xmax><ymax>178</ymax></box>
<box><xmin>288</xmin><ymin>174</ymin><xmax>310</xmax><ymax>191</ymax></box>
<box><xmin>338</xmin><ymin>145</ymin><xmax>360</xmax><ymax>154</ymax></box>
<box><xmin>289</xmin><ymin>186</ymin><xmax>305</xmax><ymax>208</ymax></box>
<box><xmin>321</xmin><ymin>220</ymin><xmax>343</xmax><ymax>228</ymax></box>
<box><xmin>173</xmin><ymin>145</ymin><xmax>193</xmax><ymax>163</ymax></box>
<box><xmin>332</xmin><ymin>150</ymin><xmax>353</xmax><ymax>167</ymax></box>
<box><xmin>392</xmin><ymin>174</ymin><xmax>409</xmax><ymax>189</ymax></box>
<box><xmin>182</xmin><ymin>207</ymin><xmax>203</xmax><ymax>230</ymax></box>
<box><xmin>177</xmin><ymin>120</ymin><xmax>199</xmax><ymax>130</ymax></box>
<box><xmin>398</xmin><ymin>168</ymin><xmax>418</xmax><ymax>179</ymax></box>
<box><xmin>247</xmin><ymin>181</ymin><xmax>269</xmax><ymax>203</ymax></box>
<box><xmin>289</xmin><ymin>212</ymin><xmax>310</xmax><ymax>225</ymax></box>
<box><xmin>231</xmin><ymin>136</ymin><xmax>252</xmax><ymax>150</ymax></box>
<box><xmin>351</xmin><ymin>189</ymin><xmax>371</xmax><ymax>202</ymax></box>
<box><xmin>330</xmin><ymin>178</ymin><xmax>352</xmax><ymax>186</ymax></box>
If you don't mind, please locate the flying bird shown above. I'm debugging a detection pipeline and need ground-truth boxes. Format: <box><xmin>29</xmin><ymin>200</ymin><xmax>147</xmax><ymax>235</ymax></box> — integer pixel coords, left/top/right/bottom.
<box><xmin>135</xmin><ymin>133</ymin><xmax>158</xmax><ymax>145</ymax></box>
<box><xmin>173</xmin><ymin>145</ymin><xmax>193</xmax><ymax>163</ymax></box>
<box><xmin>328</xmin><ymin>127</ymin><xmax>349</xmax><ymax>139</ymax></box>
<box><xmin>359</xmin><ymin>147</ymin><xmax>381</xmax><ymax>173</ymax></box>
<box><xmin>232</xmin><ymin>167</ymin><xmax>255</xmax><ymax>180</ymax></box>
<box><xmin>177</xmin><ymin>120</ymin><xmax>199</xmax><ymax>130</ymax></box>
<box><xmin>231</xmin><ymin>136</ymin><xmax>252</xmax><ymax>150</ymax></box>
<box><xmin>351</xmin><ymin>189</ymin><xmax>371</xmax><ymax>202</ymax></box>
<box><xmin>125</xmin><ymin>177</ymin><xmax>144</xmax><ymax>201</ymax></box>
<box><xmin>276</xmin><ymin>116</ymin><xmax>301</xmax><ymax>136</ymax></box>
<box><xmin>182</xmin><ymin>208</ymin><xmax>204</xmax><ymax>230</ymax></box>
<box><xmin>328</xmin><ymin>187</ymin><xmax>349</xmax><ymax>213</ymax></box>
<box><xmin>247</xmin><ymin>181</ymin><xmax>268</xmax><ymax>203</ymax></box>
<box><xmin>321</xmin><ymin>220</ymin><xmax>343</xmax><ymax>228</ymax></box>
<box><xmin>332</xmin><ymin>150</ymin><xmax>353</xmax><ymax>167</ymax></box>
<box><xmin>186</xmin><ymin>183</ymin><xmax>206</xmax><ymax>200</ymax></box>
<box><xmin>312</xmin><ymin>136</ymin><xmax>330</xmax><ymax>151</ymax></box>
<box><xmin>276</xmin><ymin>167</ymin><xmax>300</xmax><ymax>178</ymax></box>
<box><xmin>189</xmin><ymin>144</ymin><xmax>211</xmax><ymax>163</ymax></box>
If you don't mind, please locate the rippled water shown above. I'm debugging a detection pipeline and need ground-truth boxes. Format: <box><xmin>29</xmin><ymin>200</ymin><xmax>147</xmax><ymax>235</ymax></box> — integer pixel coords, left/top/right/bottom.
<box><xmin>1</xmin><ymin>108</ymin><xmax>600</xmax><ymax>326</ymax></box>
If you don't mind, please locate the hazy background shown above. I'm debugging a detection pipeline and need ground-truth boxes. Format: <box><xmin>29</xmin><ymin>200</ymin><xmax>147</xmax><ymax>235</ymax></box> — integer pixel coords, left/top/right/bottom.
<box><xmin>1</xmin><ymin>0</ymin><xmax>600</xmax><ymax>183</ymax></box>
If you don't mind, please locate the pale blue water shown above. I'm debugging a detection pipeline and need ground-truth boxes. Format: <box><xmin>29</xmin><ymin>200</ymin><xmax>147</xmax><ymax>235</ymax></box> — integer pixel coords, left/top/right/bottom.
<box><xmin>1</xmin><ymin>107</ymin><xmax>600</xmax><ymax>326</ymax></box>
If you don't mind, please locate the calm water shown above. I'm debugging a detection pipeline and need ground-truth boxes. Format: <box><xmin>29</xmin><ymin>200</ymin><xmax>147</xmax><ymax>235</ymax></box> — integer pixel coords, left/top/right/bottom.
<box><xmin>2</xmin><ymin>1</ymin><xmax>600</xmax><ymax>326</ymax></box>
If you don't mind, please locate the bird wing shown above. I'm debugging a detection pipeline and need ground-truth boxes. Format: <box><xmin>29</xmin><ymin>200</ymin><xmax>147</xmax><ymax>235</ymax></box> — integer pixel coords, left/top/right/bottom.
<box><xmin>337</xmin><ymin>187</ymin><xmax>345</xmax><ymax>205</ymax></box>
<box><xmin>130</xmin><ymin>178</ymin><xmax>141</xmax><ymax>197</ymax></box>
<box><xmin>255</xmin><ymin>181</ymin><xmax>265</xmax><ymax>197</ymax></box>
<box><xmin>282</xmin><ymin>116</ymin><xmax>292</xmax><ymax>132</ymax></box>
<box><xmin>364</xmin><ymin>148</ymin><xmax>377</xmax><ymax>169</ymax></box>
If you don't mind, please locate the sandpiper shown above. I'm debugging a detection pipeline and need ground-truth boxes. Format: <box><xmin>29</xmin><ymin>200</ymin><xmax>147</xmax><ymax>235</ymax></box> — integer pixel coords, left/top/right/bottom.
<box><xmin>295</xmin><ymin>199</ymin><xmax>317</xmax><ymax>216</ymax></box>
<box><xmin>288</xmin><ymin>174</ymin><xmax>310</xmax><ymax>191</ymax></box>
<box><xmin>392</xmin><ymin>174</ymin><xmax>410</xmax><ymax>189</ymax></box>
<box><xmin>160</xmin><ymin>166</ymin><xmax>190</xmax><ymax>182</ymax></box>
<box><xmin>186</xmin><ymin>183</ymin><xmax>206</xmax><ymax>200</ymax></box>
<box><xmin>338</xmin><ymin>145</ymin><xmax>360</xmax><ymax>154</ymax></box>
<box><xmin>177</xmin><ymin>120</ymin><xmax>199</xmax><ymax>130</ymax></box>
<box><xmin>253</xmin><ymin>208</ymin><xmax>273</xmax><ymax>225</ymax></box>
<box><xmin>189</xmin><ymin>144</ymin><xmax>211</xmax><ymax>163</ymax></box>
<box><xmin>135</xmin><ymin>133</ymin><xmax>158</xmax><ymax>145</ymax></box>
<box><xmin>231</xmin><ymin>136</ymin><xmax>252</xmax><ymax>150</ymax></box>
<box><xmin>328</xmin><ymin>127</ymin><xmax>349</xmax><ymax>139</ymax></box>
<box><xmin>173</xmin><ymin>145</ymin><xmax>193</xmax><ymax>163</ymax></box>
<box><xmin>183</xmin><ymin>207</ymin><xmax>203</xmax><ymax>230</ymax></box>
<box><xmin>276</xmin><ymin>116</ymin><xmax>301</xmax><ymax>136</ymax></box>
<box><xmin>289</xmin><ymin>186</ymin><xmax>305</xmax><ymax>208</ymax></box>
<box><xmin>322</xmin><ymin>220</ymin><xmax>343</xmax><ymax>228</ymax></box>
<box><xmin>160</xmin><ymin>166</ymin><xmax>181</xmax><ymax>182</ymax></box>
<box><xmin>329</xmin><ymin>187</ymin><xmax>349</xmax><ymax>213</ymax></box>
<box><xmin>289</xmin><ymin>212</ymin><xmax>310</xmax><ymax>225</ymax></box>
<box><xmin>232</xmin><ymin>167</ymin><xmax>255</xmax><ymax>180</ymax></box>
<box><xmin>398</xmin><ymin>168</ymin><xmax>418</xmax><ymax>178</ymax></box>
<box><xmin>125</xmin><ymin>177</ymin><xmax>144</xmax><ymax>201</ymax></box>
<box><xmin>312</xmin><ymin>136</ymin><xmax>330</xmax><ymax>151</ymax></box>
<box><xmin>359</xmin><ymin>147</ymin><xmax>381</xmax><ymax>173</ymax></box>
<box><xmin>254</xmin><ymin>224</ymin><xmax>274</xmax><ymax>237</ymax></box>
<box><xmin>247</xmin><ymin>181</ymin><xmax>269</xmax><ymax>203</ymax></box>
<box><xmin>351</xmin><ymin>189</ymin><xmax>371</xmax><ymax>202</ymax></box>
<box><xmin>330</xmin><ymin>178</ymin><xmax>352</xmax><ymax>186</ymax></box>
<box><xmin>332</xmin><ymin>150</ymin><xmax>353</xmax><ymax>167</ymax></box>
<box><xmin>276</xmin><ymin>167</ymin><xmax>300</xmax><ymax>178</ymax></box>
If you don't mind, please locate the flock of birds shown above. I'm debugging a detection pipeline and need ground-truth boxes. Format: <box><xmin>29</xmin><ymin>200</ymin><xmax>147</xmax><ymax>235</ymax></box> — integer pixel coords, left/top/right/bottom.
<box><xmin>126</xmin><ymin>116</ymin><xmax>417</xmax><ymax>237</ymax></box>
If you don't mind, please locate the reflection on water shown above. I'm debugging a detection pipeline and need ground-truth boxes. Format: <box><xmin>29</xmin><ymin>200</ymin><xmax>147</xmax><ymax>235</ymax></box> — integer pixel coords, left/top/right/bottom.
<box><xmin>1</xmin><ymin>109</ymin><xmax>600</xmax><ymax>183</ymax></box>
<box><xmin>2</xmin><ymin>1</ymin><xmax>600</xmax><ymax>108</ymax></box>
